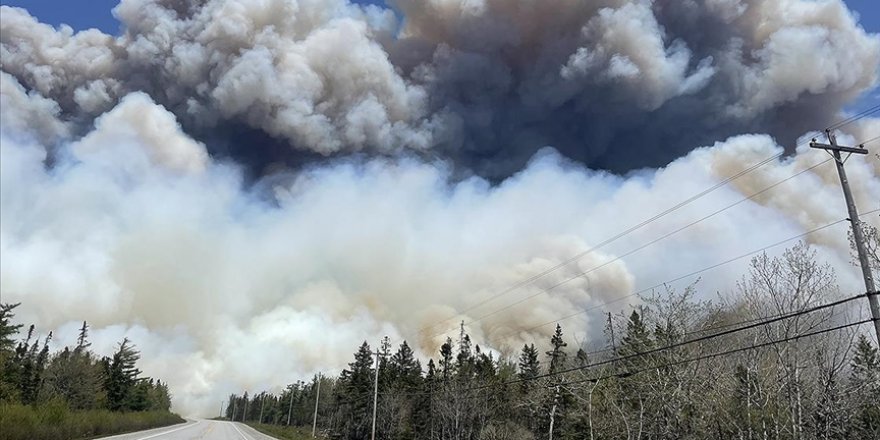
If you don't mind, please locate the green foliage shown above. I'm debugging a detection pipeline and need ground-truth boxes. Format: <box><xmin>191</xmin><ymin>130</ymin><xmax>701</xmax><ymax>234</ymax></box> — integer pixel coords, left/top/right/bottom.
<box><xmin>333</xmin><ymin>341</ymin><xmax>375</xmax><ymax>439</ymax></box>
<box><xmin>104</xmin><ymin>338</ymin><xmax>142</xmax><ymax>411</ymax></box>
<box><xmin>0</xmin><ymin>401</ymin><xmax>183</xmax><ymax>440</ymax></box>
<box><xmin>0</xmin><ymin>301</ymin><xmax>179</xmax><ymax>440</ymax></box>
<box><xmin>0</xmin><ymin>303</ymin><xmax>23</xmax><ymax>402</ymax></box>
<box><xmin>245</xmin><ymin>422</ymin><xmax>316</xmax><ymax>440</ymax></box>
<box><xmin>0</xmin><ymin>304</ymin><xmax>22</xmax><ymax>354</ymax></box>
<box><xmin>849</xmin><ymin>335</ymin><xmax>880</xmax><ymax>438</ymax></box>
<box><xmin>38</xmin><ymin>346</ymin><xmax>103</xmax><ymax>410</ymax></box>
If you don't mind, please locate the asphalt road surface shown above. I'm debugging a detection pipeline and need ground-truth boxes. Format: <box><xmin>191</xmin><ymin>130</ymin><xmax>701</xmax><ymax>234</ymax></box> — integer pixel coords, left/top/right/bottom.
<box><xmin>97</xmin><ymin>420</ymin><xmax>280</xmax><ymax>440</ymax></box>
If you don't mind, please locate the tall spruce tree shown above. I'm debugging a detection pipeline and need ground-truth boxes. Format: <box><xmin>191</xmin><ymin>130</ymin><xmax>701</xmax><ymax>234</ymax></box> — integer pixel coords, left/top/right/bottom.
<box><xmin>105</xmin><ymin>338</ymin><xmax>142</xmax><ymax>411</ymax></box>
<box><xmin>0</xmin><ymin>303</ymin><xmax>23</xmax><ymax>401</ymax></box>
<box><xmin>849</xmin><ymin>334</ymin><xmax>880</xmax><ymax>438</ymax></box>
<box><xmin>546</xmin><ymin>324</ymin><xmax>568</xmax><ymax>375</ymax></box>
<box><xmin>335</xmin><ymin>341</ymin><xmax>375</xmax><ymax>439</ymax></box>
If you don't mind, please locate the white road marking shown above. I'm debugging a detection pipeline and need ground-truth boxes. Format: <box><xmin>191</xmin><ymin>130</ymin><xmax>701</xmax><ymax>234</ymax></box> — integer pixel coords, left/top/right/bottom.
<box><xmin>230</xmin><ymin>421</ymin><xmax>254</xmax><ymax>440</ymax></box>
<box><xmin>98</xmin><ymin>420</ymin><xmax>200</xmax><ymax>440</ymax></box>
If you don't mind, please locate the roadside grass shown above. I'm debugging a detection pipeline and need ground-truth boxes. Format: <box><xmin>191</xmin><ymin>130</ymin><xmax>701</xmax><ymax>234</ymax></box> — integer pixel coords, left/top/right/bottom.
<box><xmin>0</xmin><ymin>400</ymin><xmax>184</xmax><ymax>440</ymax></box>
<box><xmin>245</xmin><ymin>423</ymin><xmax>318</xmax><ymax>440</ymax></box>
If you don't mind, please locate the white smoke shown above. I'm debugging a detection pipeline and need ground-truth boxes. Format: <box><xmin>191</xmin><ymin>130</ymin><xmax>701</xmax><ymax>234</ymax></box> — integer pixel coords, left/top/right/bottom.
<box><xmin>1</xmin><ymin>0</ymin><xmax>879</xmax><ymax>418</ymax></box>
<box><xmin>2</xmin><ymin>88</ymin><xmax>877</xmax><ymax>414</ymax></box>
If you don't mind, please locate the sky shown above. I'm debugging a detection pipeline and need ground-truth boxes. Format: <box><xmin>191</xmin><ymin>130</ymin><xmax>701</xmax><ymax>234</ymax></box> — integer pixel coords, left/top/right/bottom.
<box><xmin>1</xmin><ymin>0</ymin><xmax>878</xmax><ymax>416</ymax></box>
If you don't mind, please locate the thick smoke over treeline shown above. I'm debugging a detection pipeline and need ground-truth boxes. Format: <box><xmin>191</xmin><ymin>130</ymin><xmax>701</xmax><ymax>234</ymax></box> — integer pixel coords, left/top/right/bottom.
<box><xmin>1</xmin><ymin>0</ymin><xmax>879</xmax><ymax>416</ymax></box>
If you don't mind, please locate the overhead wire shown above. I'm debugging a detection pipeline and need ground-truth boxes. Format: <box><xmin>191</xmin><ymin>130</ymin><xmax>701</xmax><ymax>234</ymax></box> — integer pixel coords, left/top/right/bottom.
<box><xmin>419</xmin><ymin>109</ymin><xmax>880</xmax><ymax>339</ymax></box>
<box><xmin>417</xmin><ymin>152</ymin><xmax>784</xmax><ymax>335</ymax></box>
<box><xmin>381</xmin><ymin>291</ymin><xmax>868</xmax><ymax>397</ymax></box>
<box><xmin>826</xmin><ymin>103</ymin><xmax>880</xmax><ymax>130</ymax></box>
<box><xmin>858</xmin><ymin>134</ymin><xmax>880</xmax><ymax>146</ymax></box>
<box><xmin>494</xmin><ymin>215</ymin><xmax>853</xmax><ymax>340</ymax></box>
<box><xmin>475</xmin><ymin>292</ymin><xmax>867</xmax><ymax>389</ymax></box>
<box><xmin>557</xmin><ymin>317</ymin><xmax>873</xmax><ymax>389</ymax></box>
<box><xmin>426</xmin><ymin>156</ymin><xmax>835</xmax><ymax>340</ymax></box>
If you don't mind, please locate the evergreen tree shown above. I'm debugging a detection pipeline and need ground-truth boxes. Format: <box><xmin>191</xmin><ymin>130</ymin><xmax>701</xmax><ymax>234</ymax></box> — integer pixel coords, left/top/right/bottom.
<box><xmin>455</xmin><ymin>333</ymin><xmax>474</xmax><ymax>381</ymax></box>
<box><xmin>517</xmin><ymin>343</ymin><xmax>541</xmax><ymax>432</ymax></box>
<box><xmin>546</xmin><ymin>324</ymin><xmax>568</xmax><ymax>375</ymax></box>
<box><xmin>105</xmin><ymin>338</ymin><xmax>142</xmax><ymax>411</ymax></box>
<box><xmin>40</xmin><ymin>345</ymin><xmax>103</xmax><ymax>409</ymax></box>
<box><xmin>848</xmin><ymin>334</ymin><xmax>880</xmax><ymax>438</ymax></box>
<box><xmin>390</xmin><ymin>341</ymin><xmax>422</xmax><ymax>390</ymax></box>
<box><xmin>618</xmin><ymin>310</ymin><xmax>654</xmax><ymax>369</ymax></box>
<box><xmin>334</xmin><ymin>341</ymin><xmax>374</xmax><ymax>439</ymax></box>
<box><xmin>76</xmin><ymin>321</ymin><xmax>91</xmax><ymax>351</ymax></box>
<box><xmin>439</xmin><ymin>338</ymin><xmax>454</xmax><ymax>382</ymax></box>
<box><xmin>518</xmin><ymin>344</ymin><xmax>540</xmax><ymax>378</ymax></box>
<box><xmin>0</xmin><ymin>303</ymin><xmax>22</xmax><ymax>353</ymax></box>
<box><xmin>0</xmin><ymin>303</ymin><xmax>23</xmax><ymax>401</ymax></box>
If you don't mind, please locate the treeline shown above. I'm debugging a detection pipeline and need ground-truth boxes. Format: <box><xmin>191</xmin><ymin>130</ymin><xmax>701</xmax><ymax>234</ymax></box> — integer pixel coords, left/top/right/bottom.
<box><xmin>227</xmin><ymin>243</ymin><xmax>880</xmax><ymax>439</ymax></box>
<box><xmin>0</xmin><ymin>303</ymin><xmax>182</xmax><ymax>440</ymax></box>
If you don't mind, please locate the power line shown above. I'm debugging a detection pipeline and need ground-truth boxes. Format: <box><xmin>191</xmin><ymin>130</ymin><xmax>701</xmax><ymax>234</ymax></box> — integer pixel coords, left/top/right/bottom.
<box><xmin>419</xmin><ymin>114</ymin><xmax>880</xmax><ymax>339</ymax></box>
<box><xmin>426</xmin><ymin>157</ymin><xmax>834</xmax><ymax>340</ymax></box>
<box><xmin>385</xmin><ymin>292</ymin><xmax>867</xmax><ymax>397</ymax></box>
<box><xmin>826</xmin><ymin>103</ymin><xmax>880</xmax><ymax>130</ymax></box>
<box><xmin>493</xmin><ymin>292</ymin><xmax>866</xmax><ymax>388</ymax></box>
<box><xmin>506</xmin><ymin>206</ymin><xmax>877</xmax><ymax>340</ymax></box>
<box><xmin>495</xmin><ymin>215</ymin><xmax>852</xmax><ymax>340</ymax></box>
<box><xmin>417</xmin><ymin>152</ymin><xmax>784</xmax><ymax>335</ymax></box>
<box><xmin>379</xmin><ymin>304</ymin><xmax>855</xmax><ymax>399</ymax></box>
<box><xmin>858</xmin><ymin>134</ymin><xmax>880</xmax><ymax>146</ymax></box>
<box><xmin>558</xmin><ymin>317</ymin><xmax>873</xmax><ymax>388</ymax></box>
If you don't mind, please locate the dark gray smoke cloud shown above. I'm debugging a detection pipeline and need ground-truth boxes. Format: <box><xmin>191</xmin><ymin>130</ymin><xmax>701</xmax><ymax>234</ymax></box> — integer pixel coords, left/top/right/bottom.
<box><xmin>1</xmin><ymin>0</ymin><xmax>877</xmax><ymax>177</ymax></box>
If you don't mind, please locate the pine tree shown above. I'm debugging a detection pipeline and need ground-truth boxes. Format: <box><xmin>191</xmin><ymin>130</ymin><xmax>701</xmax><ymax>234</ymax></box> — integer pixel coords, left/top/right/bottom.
<box><xmin>0</xmin><ymin>303</ymin><xmax>23</xmax><ymax>401</ymax></box>
<box><xmin>517</xmin><ymin>343</ymin><xmax>540</xmax><ymax>392</ymax></box>
<box><xmin>439</xmin><ymin>338</ymin><xmax>454</xmax><ymax>382</ymax></box>
<box><xmin>848</xmin><ymin>334</ymin><xmax>880</xmax><ymax>438</ymax></box>
<box><xmin>40</xmin><ymin>344</ymin><xmax>103</xmax><ymax>409</ymax></box>
<box><xmin>76</xmin><ymin>321</ymin><xmax>91</xmax><ymax>351</ymax></box>
<box><xmin>391</xmin><ymin>341</ymin><xmax>422</xmax><ymax>389</ymax></box>
<box><xmin>334</xmin><ymin>341</ymin><xmax>374</xmax><ymax>439</ymax></box>
<box><xmin>546</xmin><ymin>324</ymin><xmax>568</xmax><ymax>375</ymax></box>
<box><xmin>0</xmin><ymin>303</ymin><xmax>22</xmax><ymax>353</ymax></box>
<box><xmin>517</xmin><ymin>343</ymin><xmax>541</xmax><ymax>432</ymax></box>
<box><xmin>105</xmin><ymin>338</ymin><xmax>142</xmax><ymax>411</ymax></box>
<box><xmin>618</xmin><ymin>310</ymin><xmax>654</xmax><ymax>370</ymax></box>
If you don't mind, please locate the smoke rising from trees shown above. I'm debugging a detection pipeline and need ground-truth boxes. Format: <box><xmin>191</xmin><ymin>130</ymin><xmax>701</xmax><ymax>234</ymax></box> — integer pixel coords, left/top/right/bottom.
<box><xmin>1</xmin><ymin>0</ymin><xmax>879</xmax><ymax>416</ymax></box>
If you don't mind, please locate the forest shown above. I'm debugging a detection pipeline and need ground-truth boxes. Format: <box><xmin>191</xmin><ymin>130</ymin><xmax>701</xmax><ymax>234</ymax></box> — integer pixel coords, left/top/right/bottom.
<box><xmin>0</xmin><ymin>303</ymin><xmax>181</xmax><ymax>440</ymax></box>
<box><xmin>226</xmin><ymin>242</ymin><xmax>880</xmax><ymax>440</ymax></box>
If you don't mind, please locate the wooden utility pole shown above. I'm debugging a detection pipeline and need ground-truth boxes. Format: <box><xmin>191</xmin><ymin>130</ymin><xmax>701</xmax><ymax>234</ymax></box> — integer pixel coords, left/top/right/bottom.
<box><xmin>312</xmin><ymin>375</ymin><xmax>322</xmax><ymax>438</ymax></box>
<box><xmin>231</xmin><ymin>398</ymin><xmax>237</xmax><ymax>422</ymax></box>
<box><xmin>259</xmin><ymin>393</ymin><xmax>266</xmax><ymax>424</ymax></box>
<box><xmin>220</xmin><ymin>400</ymin><xmax>225</xmax><ymax>419</ymax></box>
<box><xmin>243</xmin><ymin>394</ymin><xmax>249</xmax><ymax>422</ymax></box>
<box><xmin>811</xmin><ymin>129</ymin><xmax>880</xmax><ymax>342</ymax></box>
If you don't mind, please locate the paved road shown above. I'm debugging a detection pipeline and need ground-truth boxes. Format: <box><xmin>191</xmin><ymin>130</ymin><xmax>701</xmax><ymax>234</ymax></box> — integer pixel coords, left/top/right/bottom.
<box><xmin>97</xmin><ymin>419</ymin><xmax>280</xmax><ymax>440</ymax></box>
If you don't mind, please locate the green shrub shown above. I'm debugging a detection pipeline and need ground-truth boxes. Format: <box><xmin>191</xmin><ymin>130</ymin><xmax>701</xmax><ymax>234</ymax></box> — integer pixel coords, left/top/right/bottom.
<box><xmin>0</xmin><ymin>402</ymin><xmax>184</xmax><ymax>440</ymax></box>
<box><xmin>245</xmin><ymin>423</ymin><xmax>317</xmax><ymax>440</ymax></box>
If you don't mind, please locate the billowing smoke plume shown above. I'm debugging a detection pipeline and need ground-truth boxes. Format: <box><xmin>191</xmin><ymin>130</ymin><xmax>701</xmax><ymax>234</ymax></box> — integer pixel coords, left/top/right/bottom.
<box><xmin>1</xmin><ymin>0</ymin><xmax>879</xmax><ymax>417</ymax></box>
<box><xmin>2</xmin><ymin>0</ymin><xmax>878</xmax><ymax>176</ymax></box>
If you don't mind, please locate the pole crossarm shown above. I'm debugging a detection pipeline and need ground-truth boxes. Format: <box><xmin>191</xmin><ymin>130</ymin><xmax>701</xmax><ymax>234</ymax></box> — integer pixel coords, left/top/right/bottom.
<box><xmin>809</xmin><ymin>141</ymin><xmax>868</xmax><ymax>155</ymax></box>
